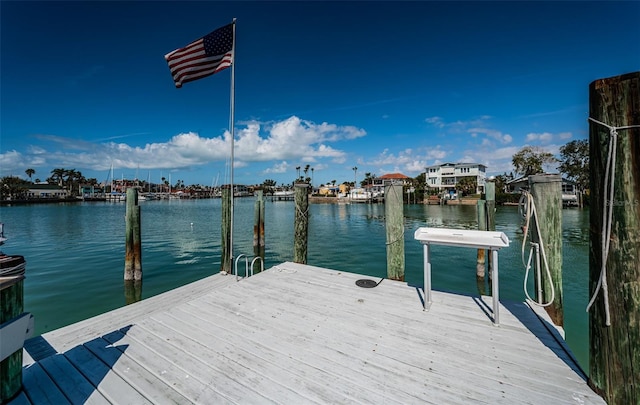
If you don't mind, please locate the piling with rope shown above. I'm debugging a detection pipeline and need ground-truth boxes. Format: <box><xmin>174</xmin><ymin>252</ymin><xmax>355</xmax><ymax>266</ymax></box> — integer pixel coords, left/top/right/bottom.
<box><xmin>587</xmin><ymin>71</ymin><xmax>640</xmax><ymax>404</ymax></box>
<box><xmin>221</xmin><ymin>186</ymin><xmax>232</xmax><ymax>273</ymax></box>
<box><xmin>485</xmin><ymin>180</ymin><xmax>496</xmax><ymax>279</ymax></box>
<box><xmin>527</xmin><ymin>174</ymin><xmax>563</xmax><ymax>326</ymax></box>
<box><xmin>293</xmin><ymin>183</ymin><xmax>309</xmax><ymax>264</ymax></box>
<box><xmin>124</xmin><ymin>188</ymin><xmax>142</xmax><ymax>281</ymax></box>
<box><xmin>385</xmin><ymin>182</ymin><xmax>404</xmax><ymax>281</ymax></box>
<box><xmin>1</xmin><ymin>224</ymin><xmax>29</xmax><ymax>402</ymax></box>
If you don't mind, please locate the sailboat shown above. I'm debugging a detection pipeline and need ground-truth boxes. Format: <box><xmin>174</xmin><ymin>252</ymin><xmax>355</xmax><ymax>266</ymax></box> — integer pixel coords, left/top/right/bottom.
<box><xmin>105</xmin><ymin>163</ymin><xmax>125</xmax><ymax>202</ymax></box>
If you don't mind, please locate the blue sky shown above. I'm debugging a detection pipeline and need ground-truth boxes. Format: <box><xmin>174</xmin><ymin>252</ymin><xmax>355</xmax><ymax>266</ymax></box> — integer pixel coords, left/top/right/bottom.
<box><xmin>1</xmin><ymin>1</ymin><xmax>639</xmax><ymax>188</ymax></box>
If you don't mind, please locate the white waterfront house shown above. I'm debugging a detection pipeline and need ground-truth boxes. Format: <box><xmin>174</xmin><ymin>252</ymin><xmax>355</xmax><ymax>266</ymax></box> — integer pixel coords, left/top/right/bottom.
<box><xmin>425</xmin><ymin>163</ymin><xmax>487</xmax><ymax>197</ymax></box>
<box><xmin>505</xmin><ymin>175</ymin><xmax>579</xmax><ymax>207</ymax></box>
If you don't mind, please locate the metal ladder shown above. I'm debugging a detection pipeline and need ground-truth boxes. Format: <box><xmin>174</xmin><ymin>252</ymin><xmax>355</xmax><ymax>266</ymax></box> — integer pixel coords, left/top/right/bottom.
<box><xmin>233</xmin><ymin>254</ymin><xmax>264</xmax><ymax>281</ymax></box>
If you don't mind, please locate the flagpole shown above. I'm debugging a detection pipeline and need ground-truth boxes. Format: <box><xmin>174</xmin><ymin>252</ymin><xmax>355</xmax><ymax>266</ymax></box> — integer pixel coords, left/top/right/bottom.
<box><xmin>229</xmin><ymin>18</ymin><xmax>236</xmax><ymax>273</ymax></box>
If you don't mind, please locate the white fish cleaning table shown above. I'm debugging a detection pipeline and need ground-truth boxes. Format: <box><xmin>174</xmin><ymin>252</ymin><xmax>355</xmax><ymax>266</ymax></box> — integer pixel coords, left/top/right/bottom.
<box><xmin>414</xmin><ymin>227</ymin><xmax>510</xmax><ymax>325</ymax></box>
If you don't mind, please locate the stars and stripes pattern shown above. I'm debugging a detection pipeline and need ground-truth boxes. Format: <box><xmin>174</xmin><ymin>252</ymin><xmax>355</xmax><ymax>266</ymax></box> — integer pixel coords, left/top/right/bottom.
<box><xmin>165</xmin><ymin>22</ymin><xmax>234</xmax><ymax>88</ymax></box>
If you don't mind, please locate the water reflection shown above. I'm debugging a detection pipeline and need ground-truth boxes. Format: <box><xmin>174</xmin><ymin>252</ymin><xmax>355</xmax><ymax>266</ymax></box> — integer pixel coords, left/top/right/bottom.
<box><xmin>1</xmin><ymin>199</ymin><xmax>590</xmax><ymax>372</ymax></box>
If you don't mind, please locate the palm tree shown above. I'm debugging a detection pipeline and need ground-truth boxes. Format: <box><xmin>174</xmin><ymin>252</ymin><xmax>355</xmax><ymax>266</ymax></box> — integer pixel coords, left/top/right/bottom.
<box><xmin>50</xmin><ymin>168</ymin><xmax>65</xmax><ymax>186</ymax></box>
<box><xmin>352</xmin><ymin>167</ymin><xmax>358</xmax><ymax>189</ymax></box>
<box><xmin>363</xmin><ymin>172</ymin><xmax>372</xmax><ymax>188</ymax></box>
<box><xmin>25</xmin><ymin>168</ymin><xmax>35</xmax><ymax>183</ymax></box>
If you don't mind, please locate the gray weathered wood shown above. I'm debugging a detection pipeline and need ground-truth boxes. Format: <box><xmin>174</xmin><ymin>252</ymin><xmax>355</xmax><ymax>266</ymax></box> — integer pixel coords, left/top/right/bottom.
<box><xmin>21</xmin><ymin>362</ymin><xmax>69</xmax><ymax>404</ymax></box>
<box><xmin>588</xmin><ymin>71</ymin><xmax>640</xmax><ymax>404</ymax></box>
<box><xmin>529</xmin><ymin>174</ymin><xmax>563</xmax><ymax>327</ymax></box>
<box><xmin>253</xmin><ymin>190</ymin><xmax>265</xmax><ymax>264</ymax></box>
<box><xmin>385</xmin><ymin>183</ymin><xmax>404</xmax><ymax>281</ymax></box>
<box><xmin>124</xmin><ymin>188</ymin><xmax>142</xmax><ymax>281</ymax></box>
<box><xmin>15</xmin><ymin>262</ymin><xmax>605</xmax><ymax>405</ymax></box>
<box><xmin>476</xmin><ymin>199</ymin><xmax>487</xmax><ymax>279</ymax></box>
<box><xmin>293</xmin><ymin>184</ymin><xmax>309</xmax><ymax>264</ymax></box>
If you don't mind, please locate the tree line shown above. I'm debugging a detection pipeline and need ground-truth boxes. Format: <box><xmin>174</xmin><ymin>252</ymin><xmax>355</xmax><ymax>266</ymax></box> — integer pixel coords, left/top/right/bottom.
<box><xmin>1</xmin><ymin>168</ymin><xmax>98</xmax><ymax>200</ymax></box>
<box><xmin>2</xmin><ymin>139</ymin><xmax>588</xmax><ymax>203</ymax></box>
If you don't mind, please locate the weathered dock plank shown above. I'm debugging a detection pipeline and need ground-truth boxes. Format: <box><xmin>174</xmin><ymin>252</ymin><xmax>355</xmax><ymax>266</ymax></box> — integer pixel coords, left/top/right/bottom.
<box><xmin>13</xmin><ymin>262</ymin><xmax>604</xmax><ymax>405</ymax></box>
<box><xmin>24</xmin><ymin>272</ymin><xmax>237</xmax><ymax>358</ymax></box>
<box><xmin>20</xmin><ymin>362</ymin><xmax>69</xmax><ymax>404</ymax></box>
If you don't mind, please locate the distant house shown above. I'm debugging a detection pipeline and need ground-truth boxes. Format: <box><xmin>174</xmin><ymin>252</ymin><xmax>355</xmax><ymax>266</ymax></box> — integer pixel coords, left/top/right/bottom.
<box><xmin>505</xmin><ymin>175</ymin><xmax>578</xmax><ymax>206</ymax></box>
<box><xmin>425</xmin><ymin>163</ymin><xmax>487</xmax><ymax>196</ymax></box>
<box><xmin>368</xmin><ymin>173</ymin><xmax>412</xmax><ymax>195</ymax></box>
<box><xmin>79</xmin><ymin>184</ymin><xmax>104</xmax><ymax>198</ymax></box>
<box><xmin>27</xmin><ymin>183</ymin><xmax>69</xmax><ymax>199</ymax></box>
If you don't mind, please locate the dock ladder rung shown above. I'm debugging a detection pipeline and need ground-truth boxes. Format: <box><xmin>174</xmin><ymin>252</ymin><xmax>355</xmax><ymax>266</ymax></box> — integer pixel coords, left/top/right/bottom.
<box><xmin>234</xmin><ymin>254</ymin><xmax>264</xmax><ymax>281</ymax></box>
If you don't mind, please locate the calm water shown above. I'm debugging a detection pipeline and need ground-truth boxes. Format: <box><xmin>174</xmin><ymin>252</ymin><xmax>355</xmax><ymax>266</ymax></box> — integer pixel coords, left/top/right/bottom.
<box><xmin>0</xmin><ymin>199</ymin><xmax>590</xmax><ymax>370</ymax></box>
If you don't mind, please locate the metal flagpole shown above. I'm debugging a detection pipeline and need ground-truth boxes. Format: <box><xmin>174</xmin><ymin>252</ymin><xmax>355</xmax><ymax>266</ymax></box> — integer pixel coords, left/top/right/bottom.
<box><xmin>229</xmin><ymin>18</ymin><xmax>236</xmax><ymax>273</ymax></box>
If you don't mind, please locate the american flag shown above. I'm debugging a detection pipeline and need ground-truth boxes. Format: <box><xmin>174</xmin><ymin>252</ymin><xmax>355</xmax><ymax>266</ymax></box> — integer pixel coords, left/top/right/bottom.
<box><xmin>165</xmin><ymin>22</ymin><xmax>234</xmax><ymax>88</ymax></box>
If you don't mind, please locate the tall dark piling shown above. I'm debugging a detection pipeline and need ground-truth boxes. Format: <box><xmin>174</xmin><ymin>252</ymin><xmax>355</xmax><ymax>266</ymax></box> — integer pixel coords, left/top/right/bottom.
<box><xmin>253</xmin><ymin>190</ymin><xmax>265</xmax><ymax>268</ymax></box>
<box><xmin>124</xmin><ymin>188</ymin><xmax>142</xmax><ymax>281</ymax></box>
<box><xmin>293</xmin><ymin>184</ymin><xmax>309</xmax><ymax>264</ymax></box>
<box><xmin>221</xmin><ymin>186</ymin><xmax>232</xmax><ymax>273</ymax></box>
<box><xmin>385</xmin><ymin>182</ymin><xmax>404</xmax><ymax>281</ymax></box>
<box><xmin>0</xmin><ymin>256</ymin><xmax>27</xmax><ymax>403</ymax></box>
<box><xmin>588</xmin><ymin>71</ymin><xmax>640</xmax><ymax>404</ymax></box>
<box><xmin>529</xmin><ymin>174</ymin><xmax>563</xmax><ymax>326</ymax></box>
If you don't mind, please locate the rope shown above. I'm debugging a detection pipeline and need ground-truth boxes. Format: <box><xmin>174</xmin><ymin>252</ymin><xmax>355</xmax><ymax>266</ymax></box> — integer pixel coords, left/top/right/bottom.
<box><xmin>294</xmin><ymin>203</ymin><xmax>309</xmax><ymax>217</ymax></box>
<box><xmin>585</xmin><ymin>117</ymin><xmax>640</xmax><ymax>326</ymax></box>
<box><xmin>519</xmin><ymin>191</ymin><xmax>555</xmax><ymax>307</ymax></box>
<box><xmin>0</xmin><ymin>259</ymin><xmax>26</xmax><ymax>277</ymax></box>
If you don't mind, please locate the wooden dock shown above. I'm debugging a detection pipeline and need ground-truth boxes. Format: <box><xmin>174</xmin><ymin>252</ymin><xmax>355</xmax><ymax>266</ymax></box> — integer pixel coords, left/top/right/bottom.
<box><xmin>11</xmin><ymin>262</ymin><xmax>603</xmax><ymax>404</ymax></box>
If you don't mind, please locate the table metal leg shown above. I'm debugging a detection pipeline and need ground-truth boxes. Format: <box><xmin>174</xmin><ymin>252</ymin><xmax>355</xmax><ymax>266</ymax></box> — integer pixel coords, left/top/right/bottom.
<box><xmin>424</xmin><ymin>244</ymin><xmax>432</xmax><ymax>311</ymax></box>
<box><xmin>492</xmin><ymin>249</ymin><xmax>499</xmax><ymax>325</ymax></box>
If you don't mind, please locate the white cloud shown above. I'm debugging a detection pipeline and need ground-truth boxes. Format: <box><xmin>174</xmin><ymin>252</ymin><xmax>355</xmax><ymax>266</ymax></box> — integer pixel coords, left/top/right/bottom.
<box><xmin>468</xmin><ymin>128</ymin><xmax>513</xmax><ymax>144</ymax></box>
<box><xmin>525</xmin><ymin>131</ymin><xmax>572</xmax><ymax>143</ymax></box>
<box><xmin>526</xmin><ymin>132</ymin><xmax>554</xmax><ymax>143</ymax></box>
<box><xmin>263</xmin><ymin>161</ymin><xmax>289</xmax><ymax>174</ymax></box>
<box><xmin>425</xmin><ymin>116</ymin><xmax>445</xmax><ymax>128</ymax></box>
<box><xmin>367</xmin><ymin>146</ymin><xmax>447</xmax><ymax>176</ymax></box>
<box><xmin>0</xmin><ymin>116</ymin><xmax>366</xmax><ymax>177</ymax></box>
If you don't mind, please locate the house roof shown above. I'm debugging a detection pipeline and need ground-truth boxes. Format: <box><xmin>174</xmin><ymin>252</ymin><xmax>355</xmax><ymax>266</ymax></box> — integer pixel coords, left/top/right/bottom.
<box><xmin>28</xmin><ymin>184</ymin><xmax>65</xmax><ymax>190</ymax></box>
<box><xmin>425</xmin><ymin>162</ymin><xmax>487</xmax><ymax>169</ymax></box>
<box><xmin>378</xmin><ymin>173</ymin><xmax>410</xmax><ymax>179</ymax></box>
<box><xmin>506</xmin><ymin>174</ymin><xmax>574</xmax><ymax>185</ymax></box>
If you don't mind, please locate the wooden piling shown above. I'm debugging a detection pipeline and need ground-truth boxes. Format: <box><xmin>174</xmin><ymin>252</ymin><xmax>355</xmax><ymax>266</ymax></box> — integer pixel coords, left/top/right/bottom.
<box><xmin>124</xmin><ymin>188</ymin><xmax>142</xmax><ymax>281</ymax></box>
<box><xmin>221</xmin><ymin>186</ymin><xmax>232</xmax><ymax>273</ymax></box>
<box><xmin>253</xmin><ymin>190</ymin><xmax>265</xmax><ymax>268</ymax></box>
<box><xmin>476</xmin><ymin>199</ymin><xmax>487</xmax><ymax>279</ymax></box>
<box><xmin>529</xmin><ymin>174</ymin><xmax>563</xmax><ymax>327</ymax></box>
<box><xmin>293</xmin><ymin>184</ymin><xmax>309</xmax><ymax>264</ymax></box>
<box><xmin>588</xmin><ymin>71</ymin><xmax>640</xmax><ymax>404</ymax></box>
<box><xmin>0</xmin><ymin>256</ymin><xmax>26</xmax><ymax>403</ymax></box>
<box><xmin>485</xmin><ymin>181</ymin><xmax>496</xmax><ymax>231</ymax></box>
<box><xmin>385</xmin><ymin>182</ymin><xmax>404</xmax><ymax>281</ymax></box>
